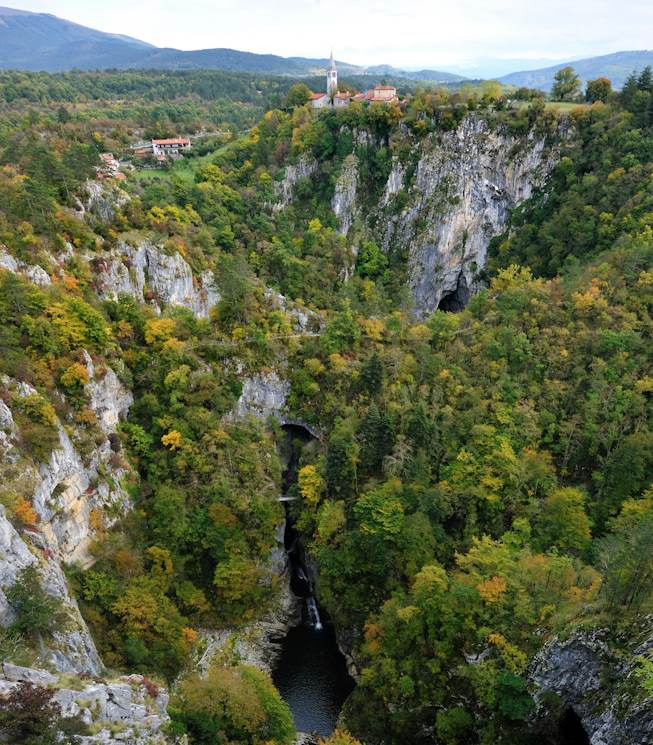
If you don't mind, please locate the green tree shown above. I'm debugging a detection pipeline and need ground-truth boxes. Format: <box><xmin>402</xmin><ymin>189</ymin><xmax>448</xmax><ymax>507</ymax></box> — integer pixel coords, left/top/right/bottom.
<box><xmin>535</xmin><ymin>487</ymin><xmax>591</xmax><ymax>554</ymax></box>
<box><xmin>285</xmin><ymin>83</ymin><xmax>311</xmax><ymax>108</ymax></box>
<box><xmin>551</xmin><ymin>66</ymin><xmax>581</xmax><ymax>101</ymax></box>
<box><xmin>6</xmin><ymin>566</ymin><xmax>61</xmax><ymax>637</ymax></box>
<box><xmin>172</xmin><ymin>664</ymin><xmax>294</xmax><ymax>745</ymax></box>
<box><xmin>585</xmin><ymin>77</ymin><xmax>612</xmax><ymax>103</ymax></box>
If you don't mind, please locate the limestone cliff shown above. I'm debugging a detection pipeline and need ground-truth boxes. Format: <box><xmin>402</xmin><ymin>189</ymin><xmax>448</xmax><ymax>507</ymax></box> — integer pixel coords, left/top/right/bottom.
<box><xmin>0</xmin><ymin>663</ymin><xmax>170</xmax><ymax>744</ymax></box>
<box><xmin>0</xmin><ymin>357</ymin><xmax>133</xmax><ymax>674</ymax></box>
<box><xmin>278</xmin><ymin>114</ymin><xmax>563</xmax><ymax>317</ymax></box>
<box><xmin>375</xmin><ymin>115</ymin><xmax>561</xmax><ymax>316</ymax></box>
<box><xmin>93</xmin><ymin>238</ymin><xmax>219</xmax><ymax>318</ymax></box>
<box><xmin>530</xmin><ymin>627</ymin><xmax>653</xmax><ymax>745</ymax></box>
<box><xmin>273</xmin><ymin>156</ymin><xmax>317</xmax><ymax>211</ymax></box>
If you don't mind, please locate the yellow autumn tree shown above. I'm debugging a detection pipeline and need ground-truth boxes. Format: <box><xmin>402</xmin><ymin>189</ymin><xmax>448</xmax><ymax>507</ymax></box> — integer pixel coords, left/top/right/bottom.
<box><xmin>298</xmin><ymin>464</ymin><xmax>325</xmax><ymax>506</ymax></box>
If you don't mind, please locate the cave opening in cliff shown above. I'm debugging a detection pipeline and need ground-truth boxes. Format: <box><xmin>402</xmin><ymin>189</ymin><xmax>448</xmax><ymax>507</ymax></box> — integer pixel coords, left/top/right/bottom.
<box><xmin>438</xmin><ymin>276</ymin><xmax>470</xmax><ymax>312</ymax></box>
<box><xmin>559</xmin><ymin>707</ymin><xmax>590</xmax><ymax>745</ymax></box>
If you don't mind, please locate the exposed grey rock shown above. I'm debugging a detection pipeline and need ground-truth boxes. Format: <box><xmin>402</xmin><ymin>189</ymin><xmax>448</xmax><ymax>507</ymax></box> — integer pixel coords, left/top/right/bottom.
<box><xmin>0</xmin><ymin>504</ymin><xmax>102</xmax><ymax>674</ymax></box>
<box><xmin>24</xmin><ymin>264</ymin><xmax>52</xmax><ymax>287</ymax></box>
<box><xmin>234</xmin><ymin>371</ymin><xmax>289</xmax><ymax>420</ymax></box>
<box><xmin>0</xmin><ymin>246</ymin><xmax>51</xmax><ymax>287</ymax></box>
<box><xmin>0</xmin><ymin>400</ymin><xmax>15</xmax><ymax>432</ymax></box>
<box><xmin>0</xmin><ymin>247</ymin><xmax>18</xmax><ymax>273</ymax></box>
<box><xmin>274</xmin><ymin>157</ymin><xmax>317</xmax><ymax>210</ymax></box>
<box><xmin>530</xmin><ymin>628</ymin><xmax>653</xmax><ymax>745</ymax></box>
<box><xmin>381</xmin><ymin>159</ymin><xmax>407</xmax><ymax>207</ymax></box>
<box><xmin>0</xmin><ymin>506</ymin><xmax>38</xmax><ymax>626</ymax></box>
<box><xmin>332</xmin><ymin>154</ymin><xmax>359</xmax><ymax>235</ymax></box>
<box><xmin>82</xmin><ymin>180</ymin><xmax>130</xmax><ymax>222</ymax></box>
<box><xmin>376</xmin><ymin>114</ymin><xmax>562</xmax><ymax>317</ymax></box>
<box><xmin>263</xmin><ymin>288</ymin><xmax>318</xmax><ymax>333</ymax></box>
<box><xmin>83</xmin><ymin>351</ymin><xmax>133</xmax><ymax>434</ymax></box>
<box><xmin>95</xmin><ymin>239</ymin><xmax>219</xmax><ymax>318</ymax></box>
<box><xmin>2</xmin><ymin>663</ymin><xmax>57</xmax><ymax>685</ymax></box>
<box><xmin>0</xmin><ymin>667</ymin><xmax>172</xmax><ymax>744</ymax></box>
<box><xmin>0</xmin><ymin>372</ymin><xmax>134</xmax><ymax>673</ymax></box>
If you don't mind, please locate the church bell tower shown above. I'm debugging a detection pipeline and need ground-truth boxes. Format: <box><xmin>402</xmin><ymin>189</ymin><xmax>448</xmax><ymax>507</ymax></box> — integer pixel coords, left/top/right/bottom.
<box><xmin>327</xmin><ymin>51</ymin><xmax>338</xmax><ymax>98</ymax></box>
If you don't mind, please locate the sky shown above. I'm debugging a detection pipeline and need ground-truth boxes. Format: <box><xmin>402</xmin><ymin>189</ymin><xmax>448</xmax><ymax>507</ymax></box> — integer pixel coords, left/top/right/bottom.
<box><xmin>9</xmin><ymin>0</ymin><xmax>653</xmax><ymax>72</ymax></box>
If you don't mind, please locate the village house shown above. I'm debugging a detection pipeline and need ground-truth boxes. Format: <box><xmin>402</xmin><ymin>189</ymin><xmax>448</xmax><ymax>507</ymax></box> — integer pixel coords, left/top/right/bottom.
<box><xmin>308</xmin><ymin>53</ymin><xmax>399</xmax><ymax>110</ymax></box>
<box><xmin>96</xmin><ymin>152</ymin><xmax>126</xmax><ymax>181</ymax></box>
<box><xmin>131</xmin><ymin>137</ymin><xmax>192</xmax><ymax>161</ymax></box>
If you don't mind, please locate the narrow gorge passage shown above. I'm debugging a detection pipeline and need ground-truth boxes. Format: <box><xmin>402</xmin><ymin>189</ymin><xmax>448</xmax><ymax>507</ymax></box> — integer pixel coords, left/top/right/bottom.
<box><xmin>272</xmin><ymin>425</ymin><xmax>355</xmax><ymax>738</ymax></box>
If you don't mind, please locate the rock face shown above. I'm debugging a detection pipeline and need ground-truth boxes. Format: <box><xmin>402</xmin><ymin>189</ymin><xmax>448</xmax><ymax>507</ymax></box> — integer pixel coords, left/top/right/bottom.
<box><xmin>0</xmin><ymin>664</ymin><xmax>171</xmax><ymax>744</ymax></box>
<box><xmin>0</xmin><ymin>246</ymin><xmax>52</xmax><ymax>288</ymax></box>
<box><xmin>274</xmin><ymin>157</ymin><xmax>317</xmax><ymax>210</ymax></box>
<box><xmin>235</xmin><ymin>371</ymin><xmax>290</xmax><ymax>420</ymax></box>
<box><xmin>530</xmin><ymin>628</ymin><xmax>653</xmax><ymax>745</ymax></box>
<box><xmin>94</xmin><ymin>239</ymin><xmax>219</xmax><ymax>318</ymax></box>
<box><xmin>0</xmin><ymin>362</ymin><xmax>133</xmax><ymax>674</ymax></box>
<box><xmin>80</xmin><ymin>180</ymin><xmax>130</xmax><ymax>223</ymax></box>
<box><xmin>0</xmin><ymin>505</ymin><xmax>103</xmax><ymax>675</ymax></box>
<box><xmin>374</xmin><ymin>115</ymin><xmax>560</xmax><ymax>317</ymax></box>
<box><xmin>331</xmin><ymin>154</ymin><xmax>359</xmax><ymax>236</ymax></box>
<box><xmin>8</xmin><ymin>370</ymin><xmax>132</xmax><ymax>567</ymax></box>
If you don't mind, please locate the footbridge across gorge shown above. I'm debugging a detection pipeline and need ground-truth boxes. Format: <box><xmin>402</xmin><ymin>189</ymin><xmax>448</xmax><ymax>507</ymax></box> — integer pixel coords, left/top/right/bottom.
<box><xmin>279</xmin><ymin>417</ymin><xmax>322</xmax><ymax>442</ymax></box>
<box><xmin>277</xmin><ymin>417</ymin><xmax>322</xmax><ymax>503</ymax></box>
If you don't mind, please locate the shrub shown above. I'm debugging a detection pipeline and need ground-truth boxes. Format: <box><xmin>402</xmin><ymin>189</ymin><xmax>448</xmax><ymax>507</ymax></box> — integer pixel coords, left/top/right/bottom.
<box><xmin>0</xmin><ymin>681</ymin><xmax>88</xmax><ymax>745</ymax></box>
<box><xmin>6</xmin><ymin>566</ymin><xmax>62</xmax><ymax>637</ymax></box>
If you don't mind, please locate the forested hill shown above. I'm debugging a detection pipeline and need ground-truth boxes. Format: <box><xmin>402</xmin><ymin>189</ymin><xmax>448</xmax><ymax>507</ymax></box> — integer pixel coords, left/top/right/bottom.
<box><xmin>1</xmin><ymin>68</ymin><xmax>653</xmax><ymax>745</ymax></box>
<box><xmin>0</xmin><ymin>5</ymin><xmax>463</xmax><ymax>81</ymax></box>
<box><xmin>499</xmin><ymin>49</ymin><xmax>653</xmax><ymax>90</ymax></box>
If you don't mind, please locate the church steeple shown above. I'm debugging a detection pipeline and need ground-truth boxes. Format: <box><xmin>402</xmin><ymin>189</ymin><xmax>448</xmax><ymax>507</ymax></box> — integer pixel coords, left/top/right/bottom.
<box><xmin>327</xmin><ymin>51</ymin><xmax>338</xmax><ymax>97</ymax></box>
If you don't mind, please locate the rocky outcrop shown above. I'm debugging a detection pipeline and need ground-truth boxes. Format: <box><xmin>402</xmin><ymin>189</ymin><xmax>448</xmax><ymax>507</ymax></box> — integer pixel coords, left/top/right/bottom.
<box><xmin>0</xmin><ymin>246</ymin><xmax>52</xmax><ymax>288</ymax></box>
<box><xmin>274</xmin><ymin>157</ymin><xmax>317</xmax><ymax>210</ymax></box>
<box><xmin>0</xmin><ymin>664</ymin><xmax>171</xmax><ymax>744</ymax></box>
<box><xmin>3</xmin><ymin>372</ymin><xmax>132</xmax><ymax>567</ymax></box>
<box><xmin>332</xmin><ymin>154</ymin><xmax>359</xmax><ymax>235</ymax></box>
<box><xmin>94</xmin><ymin>239</ymin><xmax>219</xmax><ymax>318</ymax></box>
<box><xmin>234</xmin><ymin>371</ymin><xmax>289</xmax><ymax>421</ymax></box>
<box><xmin>0</xmin><ymin>361</ymin><xmax>134</xmax><ymax>674</ymax></box>
<box><xmin>197</xmin><ymin>522</ymin><xmax>301</xmax><ymax>676</ymax></box>
<box><xmin>530</xmin><ymin>628</ymin><xmax>653</xmax><ymax>745</ymax></box>
<box><xmin>83</xmin><ymin>351</ymin><xmax>133</xmax><ymax>434</ymax></box>
<box><xmin>0</xmin><ymin>505</ymin><xmax>103</xmax><ymax>675</ymax></box>
<box><xmin>79</xmin><ymin>180</ymin><xmax>130</xmax><ymax>223</ymax></box>
<box><xmin>0</xmin><ymin>505</ymin><xmax>37</xmax><ymax>627</ymax></box>
<box><xmin>375</xmin><ymin>115</ymin><xmax>560</xmax><ymax>317</ymax></box>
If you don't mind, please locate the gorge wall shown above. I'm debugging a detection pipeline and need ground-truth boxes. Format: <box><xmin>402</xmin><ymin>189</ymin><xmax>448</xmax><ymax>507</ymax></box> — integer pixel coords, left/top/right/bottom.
<box><xmin>279</xmin><ymin>114</ymin><xmax>562</xmax><ymax>316</ymax></box>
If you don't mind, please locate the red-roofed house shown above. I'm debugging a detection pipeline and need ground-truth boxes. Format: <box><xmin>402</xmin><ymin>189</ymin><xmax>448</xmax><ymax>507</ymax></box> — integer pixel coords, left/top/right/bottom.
<box><xmin>308</xmin><ymin>54</ymin><xmax>401</xmax><ymax>110</ymax></box>
<box><xmin>152</xmin><ymin>137</ymin><xmax>191</xmax><ymax>157</ymax></box>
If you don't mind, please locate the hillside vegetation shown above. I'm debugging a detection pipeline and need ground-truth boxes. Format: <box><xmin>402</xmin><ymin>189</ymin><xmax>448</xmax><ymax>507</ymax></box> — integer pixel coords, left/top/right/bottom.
<box><xmin>0</xmin><ymin>69</ymin><xmax>653</xmax><ymax>744</ymax></box>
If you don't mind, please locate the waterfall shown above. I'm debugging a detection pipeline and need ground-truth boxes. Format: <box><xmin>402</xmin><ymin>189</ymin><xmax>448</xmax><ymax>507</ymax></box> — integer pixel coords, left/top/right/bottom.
<box><xmin>307</xmin><ymin>596</ymin><xmax>323</xmax><ymax>631</ymax></box>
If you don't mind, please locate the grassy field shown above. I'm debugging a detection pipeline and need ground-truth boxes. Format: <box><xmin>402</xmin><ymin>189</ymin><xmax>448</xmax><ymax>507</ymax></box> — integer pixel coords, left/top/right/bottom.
<box><xmin>131</xmin><ymin>143</ymin><xmax>232</xmax><ymax>186</ymax></box>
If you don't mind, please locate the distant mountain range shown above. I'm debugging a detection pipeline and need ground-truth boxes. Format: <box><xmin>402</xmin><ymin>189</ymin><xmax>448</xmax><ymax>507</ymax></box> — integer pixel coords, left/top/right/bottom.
<box><xmin>498</xmin><ymin>51</ymin><xmax>653</xmax><ymax>90</ymax></box>
<box><xmin>1</xmin><ymin>6</ymin><xmax>652</xmax><ymax>92</ymax></box>
<box><xmin>0</xmin><ymin>6</ymin><xmax>464</xmax><ymax>83</ymax></box>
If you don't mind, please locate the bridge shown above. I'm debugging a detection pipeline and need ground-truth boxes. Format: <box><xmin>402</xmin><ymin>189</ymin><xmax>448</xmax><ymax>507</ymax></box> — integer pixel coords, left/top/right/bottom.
<box><xmin>280</xmin><ymin>417</ymin><xmax>322</xmax><ymax>442</ymax></box>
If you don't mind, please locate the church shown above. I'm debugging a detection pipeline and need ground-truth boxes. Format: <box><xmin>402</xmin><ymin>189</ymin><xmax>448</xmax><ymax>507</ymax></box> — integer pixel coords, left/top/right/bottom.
<box><xmin>309</xmin><ymin>53</ymin><xmax>398</xmax><ymax>109</ymax></box>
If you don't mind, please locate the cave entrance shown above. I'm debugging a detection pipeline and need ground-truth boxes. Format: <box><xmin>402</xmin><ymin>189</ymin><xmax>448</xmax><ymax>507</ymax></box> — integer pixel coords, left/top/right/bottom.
<box><xmin>559</xmin><ymin>708</ymin><xmax>590</xmax><ymax>745</ymax></box>
<box><xmin>437</xmin><ymin>276</ymin><xmax>470</xmax><ymax>312</ymax></box>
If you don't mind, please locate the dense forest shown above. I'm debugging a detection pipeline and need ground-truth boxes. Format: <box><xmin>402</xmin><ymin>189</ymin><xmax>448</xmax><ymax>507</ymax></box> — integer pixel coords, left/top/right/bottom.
<box><xmin>1</xmin><ymin>65</ymin><xmax>653</xmax><ymax>745</ymax></box>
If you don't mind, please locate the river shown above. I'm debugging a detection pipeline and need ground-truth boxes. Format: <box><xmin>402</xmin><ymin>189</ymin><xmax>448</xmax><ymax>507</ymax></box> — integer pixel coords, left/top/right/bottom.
<box><xmin>273</xmin><ymin>425</ymin><xmax>355</xmax><ymax>738</ymax></box>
